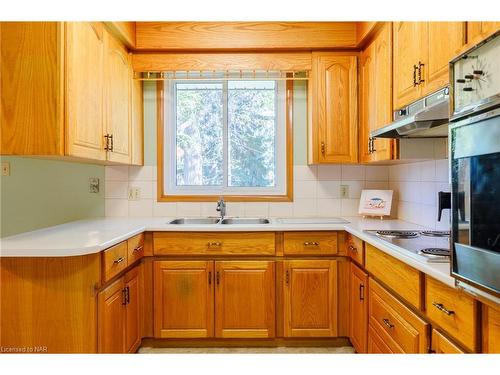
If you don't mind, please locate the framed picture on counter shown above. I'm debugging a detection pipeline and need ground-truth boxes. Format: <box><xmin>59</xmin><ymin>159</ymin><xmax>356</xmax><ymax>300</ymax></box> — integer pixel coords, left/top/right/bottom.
<box><xmin>358</xmin><ymin>189</ymin><xmax>393</xmax><ymax>218</ymax></box>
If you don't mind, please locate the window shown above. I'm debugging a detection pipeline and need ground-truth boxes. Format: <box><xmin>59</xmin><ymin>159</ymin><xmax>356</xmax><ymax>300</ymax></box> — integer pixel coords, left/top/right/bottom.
<box><xmin>159</xmin><ymin>78</ymin><xmax>292</xmax><ymax>201</ymax></box>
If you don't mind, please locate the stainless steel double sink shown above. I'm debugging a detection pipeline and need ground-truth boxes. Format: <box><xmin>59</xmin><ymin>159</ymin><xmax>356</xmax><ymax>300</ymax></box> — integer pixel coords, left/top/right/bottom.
<box><xmin>168</xmin><ymin>217</ymin><xmax>270</xmax><ymax>225</ymax></box>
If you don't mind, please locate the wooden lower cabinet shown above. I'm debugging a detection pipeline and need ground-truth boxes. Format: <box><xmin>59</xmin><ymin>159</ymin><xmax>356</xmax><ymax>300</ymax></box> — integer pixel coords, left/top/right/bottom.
<box><xmin>431</xmin><ymin>329</ymin><xmax>465</xmax><ymax>354</ymax></box>
<box><xmin>283</xmin><ymin>259</ymin><xmax>338</xmax><ymax>337</ymax></box>
<box><xmin>368</xmin><ymin>326</ymin><xmax>395</xmax><ymax>353</ymax></box>
<box><xmin>154</xmin><ymin>260</ymin><xmax>214</xmax><ymax>338</ymax></box>
<box><xmin>350</xmin><ymin>263</ymin><xmax>368</xmax><ymax>353</ymax></box>
<box><xmin>215</xmin><ymin>261</ymin><xmax>275</xmax><ymax>338</ymax></box>
<box><xmin>98</xmin><ymin>264</ymin><xmax>142</xmax><ymax>353</ymax></box>
<box><xmin>368</xmin><ymin>278</ymin><xmax>430</xmax><ymax>353</ymax></box>
<box><xmin>482</xmin><ymin>304</ymin><xmax>500</xmax><ymax>354</ymax></box>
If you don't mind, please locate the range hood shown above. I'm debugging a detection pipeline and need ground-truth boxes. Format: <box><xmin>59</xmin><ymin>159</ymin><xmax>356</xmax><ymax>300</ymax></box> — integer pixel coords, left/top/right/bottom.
<box><xmin>371</xmin><ymin>87</ymin><xmax>450</xmax><ymax>139</ymax></box>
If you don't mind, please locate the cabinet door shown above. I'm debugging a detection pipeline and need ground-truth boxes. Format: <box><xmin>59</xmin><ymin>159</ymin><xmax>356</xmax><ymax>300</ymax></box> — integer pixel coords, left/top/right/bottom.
<box><xmin>423</xmin><ymin>22</ymin><xmax>465</xmax><ymax>95</ymax></box>
<box><xmin>131</xmin><ymin>78</ymin><xmax>144</xmax><ymax>165</ymax></box>
<box><xmin>359</xmin><ymin>23</ymin><xmax>393</xmax><ymax>163</ymax></box>
<box><xmin>98</xmin><ymin>277</ymin><xmax>125</xmax><ymax>353</ymax></box>
<box><xmin>393</xmin><ymin>22</ymin><xmax>425</xmax><ymax>108</ymax></box>
<box><xmin>350</xmin><ymin>263</ymin><xmax>368</xmax><ymax>353</ymax></box>
<box><xmin>215</xmin><ymin>261</ymin><xmax>275</xmax><ymax>338</ymax></box>
<box><xmin>124</xmin><ymin>265</ymin><xmax>142</xmax><ymax>353</ymax></box>
<box><xmin>482</xmin><ymin>304</ymin><xmax>500</xmax><ymax>354</ymax></box>
<box><xmin>154</xmin><ymin>260</ymin><xmax>214</xmax><ymax>338</ymax></box>
<box><xmin>105</xmin><ymin>31</ymin><xmax>131</xmax><ymax>164</ymax></box>
<box><xmin>368</xmin><ymin>326</ymin><xmax>394</xmax><ymax>353</ymax></box>
<box><xmin>65</xmin><ymin>22</ymin><xmax>106</xmax><ymax>160</ymax></box>
<box><xmin>283</xmin><ymin>259</ymin><xmax>337</xmax><ymax>337</ymax></box>
<box><xmin>431</xmin><ymin>329</ymin><xmax>465</xmax><ymax>354</ymax></box>
<box><xmin>480</xmin><ymin>22</ymin><xmax>500</xmax><ymax>38</ymax></box>
<box><xmin>312</xmin><ymin>53</ymin><xmax>357</xmax><ymax>163</ymax></box>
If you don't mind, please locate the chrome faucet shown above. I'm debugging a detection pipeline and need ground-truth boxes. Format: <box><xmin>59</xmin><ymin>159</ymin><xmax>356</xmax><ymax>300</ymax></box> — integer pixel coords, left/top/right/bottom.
<box><xmin>216</xmin><ymin>197</ymin><xmax>226</xmax><ymax>221</ymax></box>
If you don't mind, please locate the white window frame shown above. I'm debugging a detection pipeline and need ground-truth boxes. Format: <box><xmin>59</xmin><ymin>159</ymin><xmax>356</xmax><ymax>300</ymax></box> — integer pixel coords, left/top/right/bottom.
<box><xmin>163</xmin><ymin>80</ymin><xmax>287</xmax><ymax>197</ymax></box>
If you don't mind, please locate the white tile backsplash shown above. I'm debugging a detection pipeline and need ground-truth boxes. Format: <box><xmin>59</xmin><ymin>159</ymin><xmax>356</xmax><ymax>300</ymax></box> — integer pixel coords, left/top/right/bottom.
<box><xmin>104</xmin><ymin>164</ymin><xmax>392</xmax><ymax>219</ymax></box>
<box><xmin>388</xmin><ymin>159</ymin><xmax>450</xmax><ymax>229</ymax></box>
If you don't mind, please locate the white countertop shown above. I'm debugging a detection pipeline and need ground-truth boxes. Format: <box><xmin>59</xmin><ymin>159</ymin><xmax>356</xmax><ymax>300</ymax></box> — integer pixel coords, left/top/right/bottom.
<box><xmin>0</xmin><ymin>216</ymin><xmax>457</xmax><ymax>288</ymax></box>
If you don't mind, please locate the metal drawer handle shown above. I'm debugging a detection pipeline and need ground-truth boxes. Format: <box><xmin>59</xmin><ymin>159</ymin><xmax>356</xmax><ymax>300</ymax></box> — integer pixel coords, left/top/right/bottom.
<box><xmin>382</xmin><ymin>318</ymin><xmax>394</xmax><ymax>329</ymax></box>
<box><xmin>348</xmin><ymin>245</ymin><xmax>357</xmax><ymax>253</ymax></box>
<box><xmin>208</xmin><ymin>242</ymin><xmax>222</xmax><ymax>247</ymax></box>
<box><xmin>304</xmin><ymin>241</ymin><xmax>319</xmax><ymax>246</ymax></box>
<box><xmin>113</xmin><ymin>256</ymin><xmax>125</xmax><ymax>264</ymax></box>
<box><xmin>432</xmin><ymin>302</ymin><xmax>455</xmax><ymax>316</ymax></box>
<box><xmin>133</xmin><ymin>246</ymin><xmax>143</xmax><ymax>253</ymax></box>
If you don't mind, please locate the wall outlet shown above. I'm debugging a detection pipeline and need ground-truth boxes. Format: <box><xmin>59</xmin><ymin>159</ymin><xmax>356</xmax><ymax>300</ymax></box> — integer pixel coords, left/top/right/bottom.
<box><xmin>2</xmin><ymin>162</ymin><xmax>10</xmax><ymax>176</ymax></box>
<box><xmin>128</xmin><ymin>187</ymin><xmax>141</xmax><ymax>201</ymax></box>
<box><xmin>340</xmin><ymin>185</ymin><xmax>349</xmax><ymax>199</ymax></box>
<box><xmin>89</xmin><ymin>177</ymin><xmax>100</xmax><ymax>193</ymax></box>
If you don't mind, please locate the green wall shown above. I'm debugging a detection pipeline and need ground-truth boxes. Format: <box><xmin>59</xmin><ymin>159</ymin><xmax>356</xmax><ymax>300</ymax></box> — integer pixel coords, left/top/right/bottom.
<box><xmin>142</xmin><ymin>80</ymin><xmax>308</xmax><ymax>166</ymax></box>
<box><xmin>0</xmin><ymin>157</ymin><xmax>104</xmax><ymax>237</ymax></box>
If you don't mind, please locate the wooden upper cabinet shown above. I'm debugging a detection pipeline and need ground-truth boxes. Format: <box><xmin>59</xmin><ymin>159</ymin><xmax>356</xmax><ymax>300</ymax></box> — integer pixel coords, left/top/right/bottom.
<box><xmin>154</xmin><ymin>260</ymin><xmax>214</xmax><ymax>338</ymax></box>
<box><xmin>0</xmin><ymin>22</ymin><xmax>143</xmax><ymax>165</ymax></box>
<box><xmin>393</xmin><ymin>22</ymin><xmax>466</xmax><ymax>109</ymax></box>
<box><xmin>359</xmin><ymin>22</ymin><xmax>393</xmax><ymax>163</ymax></box>
<box><xmin>214</xmin><ymin>261</ymin><xmax>275</xmax><ymax>338</ymax></box>
<box><xmin>467</xmin><ymin>22</ymin><xmax>500</xmax><ymax>46</ymax></box>
<box><xmin>283</xmin><ymin>259</ymin><xmax>338</xmax><ymax>337</ymax></box>
<box><xmin>131</xmin><ymin>78</ymin><xmax>144</xmax><ymax>165</ymax></box>
<box><xmin>98</xmin><ymin>278</ymin><xmax>125</xmax><ymax>353</ymax></box>
<box><xmin>0</xmin><ymin>22</ymin><xmax>64</xmax><ymax>155</ymax></box>
<box><xmin>423</xmin><ymin>22</ymin><xmax>465</xmax><ymax>96</ymax></box>
<box><xmin>65</xmin><ymin>22</ymin><xmax>106</xmax><ymax>161</ymax></box>
<box><xmin>104</xmin><ymin>30</ymin><xmax>132</xmax><ymax>164</ymax></box>
<box><xmin>309</xmin><ymin>53</ymin><xmax>358</xmax><ymax>164</ymax></box>
<box><xmin>350</xmin><ymin>263</ymin><xmax>368</xmax><ymax>353</ymax></box>
<box><xmin>393</xmin><ymin>22</ymin><xmax>426</xmax><ymax>109</ymax></box>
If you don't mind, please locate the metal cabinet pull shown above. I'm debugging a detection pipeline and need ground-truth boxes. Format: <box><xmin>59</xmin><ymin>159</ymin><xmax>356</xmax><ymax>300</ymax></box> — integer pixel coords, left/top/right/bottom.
<box><xmin>286</xmin><ymin>270</ymin><xmax>290</xmax><ymax>285</ymax></box>
<box><xmin>113</xmin><ymin>256</ymin><xmax>125</xmax><ymax>264</ymax></box>
<box><xmin>359</xmin><ymin>284</ymin><xmax>365</xmax><ymax>301</ymax></box>
<box><xmin>125</xmin><ymin>286</ymin><xmax>130</xmax><ymax>304</ymax></box>
<box><xmin>104</xmin><ymin>134</ymin><xmax>111</xmax><ymax>151</ymax></box>
<box><xmin>133</xmin><ymin>246</ymin><xmax>143</xmax><ymax>253</ymax></box>
<box><xmin>321</xmin><ymin>142</ymin><xmax>326</xmax><ymax>155</ymax></box>
<box><xmin>382</xmin><ymin>318</ymin><xmax>394</xmax><ymax>329</ymax></box>
<box><xmin>208</xmin><ymin>242</ymin><xmax>222</xmax><ymax>248</ymax></box>
<box><xmin>348</xmin><ymin>245</ymin><xmax>357</xmax><ymax>253</ymax></box>
<box><xmin>208</xmin><ymin>271</ymin><xmax>212</xmax><ymax>286</ymax></box>
<box><xmin>122</xmin><ymin>287</ymin><xmax>127</xmax><ymax>305</ymax></box>
<box><xmin>432</xmin><ymin>302</ymin><xmax>455</xmax><ymax>316</ymax></box>
<box><xmin>109</xmin><ymin>134</ymin><xmax>114</xmax><ymax>152</ymax></box>
<box><xmin>370</xmin><ymin>137</ymin><xmax>376</xmax><ymax>153</ymax></box>
<box><xmin>418</xmin><ymin>61</ymin><xmax>425</xmax><ymax>84</ymax></box>
<box><xmin>216</xmin><ymin>271</ymin><xmax>220</xmax><ymax>285</ymax></box>
<box><xmin>303</xmin><ymin>241</ymin><xmax>319</xmax><ymax>247</ymax></box>
<box><xmin>413</xmin><ymin>65</ymin><xmax>418</xmax><ymax>86</ymax></box>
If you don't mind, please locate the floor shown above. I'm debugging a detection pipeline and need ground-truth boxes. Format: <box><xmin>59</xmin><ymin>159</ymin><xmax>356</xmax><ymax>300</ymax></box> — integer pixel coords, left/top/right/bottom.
<box><xmin>138</xmin><ymin>346</ymin><xmax>355</xmax><ymax>354</ymax></box>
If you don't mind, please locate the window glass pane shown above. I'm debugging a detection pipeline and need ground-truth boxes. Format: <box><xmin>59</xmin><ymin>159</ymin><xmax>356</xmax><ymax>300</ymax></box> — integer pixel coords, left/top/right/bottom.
<box><xmin>228</xmin><ymin>80</ymin><xmax>276</xmax><ymax>187</ymax></box>
<box><xmin>175</xmin><ymin>83</ymin><xmax>223</xmax><ymax>186</ymax></box>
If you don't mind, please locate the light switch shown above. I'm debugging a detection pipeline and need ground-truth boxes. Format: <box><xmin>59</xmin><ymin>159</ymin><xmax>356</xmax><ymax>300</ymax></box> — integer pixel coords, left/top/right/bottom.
<box><xmin>2</xmin><ymin>162</ymin><xmax>10</xmax><ymax>176</ymax></box>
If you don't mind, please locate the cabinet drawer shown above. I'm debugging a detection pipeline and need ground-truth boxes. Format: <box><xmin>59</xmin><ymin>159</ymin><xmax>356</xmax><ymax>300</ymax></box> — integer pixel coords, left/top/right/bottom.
<box><xmin>283</xmin><ymin>232</ymin><xmax>338</xmax><ymax>255</ymax></box>
<box><xmin>103</xmin><ymin>241</ymin><xmax>128</xmax><ymax>282</ymax></box>
<box><xmin>153</xmin><ymin>232</ymin><xmax>275</xmax><ymax>255</ymax></box>
<box><xmin>368</xmin><ymin>325</ymin><xmax>397</xmax><ymax>353</ymax></box>
<box><xmin>346</xmin><ymin>233</ymin><xmax>364</xmax><ymax>265</ymax></box>
<box><xmin>431</xmin><ymin>329</ymin><xmax>465</xmax><ymax>354</ymax></box>
<box><xmin>425</xmin><ymin>276</ymin><xmax>479</xmax><ymax>352</ymax></box>
<box><xmin>127</xmin><ymin>233</ymin><xmax>145</xmax><ymax>266</ymax></box>
<box><xmin>365</xmin><ymin>243</ymin><xmax>423</xmax><ymax>309</ymax></box>
<box><xmin>369</xmin><ymin>279</ymin><xmax>429</xmax><ymax>353</ymax></box>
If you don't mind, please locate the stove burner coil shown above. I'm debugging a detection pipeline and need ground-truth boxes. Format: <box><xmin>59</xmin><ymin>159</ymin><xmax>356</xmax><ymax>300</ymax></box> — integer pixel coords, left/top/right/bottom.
<box><xmin>376</xmin><ymin>230</ymin><xmax>420</xmax><ymax>239</ymax></box>
<box><xmin>420</xmin><ymin>231</ymin><xmax>450</xmax><ymax>237</ymax></box>
<box><xmin>420</xmin><ymin>248</ymin><xmax>450</xmax><ymax>257</ymax></box>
